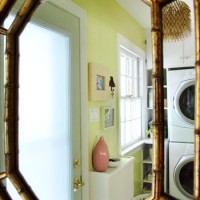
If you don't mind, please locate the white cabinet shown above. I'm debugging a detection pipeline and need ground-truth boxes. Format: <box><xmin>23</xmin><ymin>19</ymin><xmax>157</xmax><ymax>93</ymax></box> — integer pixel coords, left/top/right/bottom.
<box><xmin>89</xmin><ymin>156</ymin><xmax>134</xmax><ymax>200</ymax></box>
<box><xmin>163</xmin><ymin>39</ymin><xmax>183</xmax><ymax>67</ymax></box>
<box><xmin>145</xmin><ymin>29</ymin><xmax>153</xmax><ymax>69</ymax></box>
<box><xmin>163</xmin><ymin>29</ymin><xmax>195</xmax><ymax>68</ymax></box>
<box><xmin>184</xmin><ymin>29</ymin><xmax>195</xmax><ymax>66</ymax></box>
<box><xmin>145</xmin><ymin>29</ymin><xmax>195</xmax><ymax>69</ymax></box>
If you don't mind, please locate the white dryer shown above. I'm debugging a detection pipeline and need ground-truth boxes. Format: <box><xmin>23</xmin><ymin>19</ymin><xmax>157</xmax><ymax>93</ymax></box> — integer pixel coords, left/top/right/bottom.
<box><xmin>167</xmin><ymin>68</ymin><xmax>195</xmax><ymax>143</ymax></box>
<box><xmin>169</xmin><ymin>142</ymin><xmax>194</xmax><ymax>199</ymax></box>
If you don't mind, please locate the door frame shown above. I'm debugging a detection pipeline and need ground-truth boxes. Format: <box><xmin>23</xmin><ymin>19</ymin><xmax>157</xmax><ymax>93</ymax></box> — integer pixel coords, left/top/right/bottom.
<box><xmin>48</xmin><ymin>1</ymin><xmax>88</xmax><ymax>199</ymax></box>
<box><xmin>0</xmin><ymin>0</ymin><xmax>88</xmax><ymax>199</ymax></box>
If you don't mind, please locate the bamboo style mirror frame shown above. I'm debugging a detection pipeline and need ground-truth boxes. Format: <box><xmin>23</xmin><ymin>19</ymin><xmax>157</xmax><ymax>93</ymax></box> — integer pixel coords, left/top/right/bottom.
<box><xmin>0</xmin><ymin>0</ymin><xmax>199</xmax><ymax>199</ymax></box>
<box><xmin>0</xmin><ymin>0</ymin><xmax>45</xmax><ymax>199</ymax></box>
<box><xmin>142</xmin><ymin>0</ymin><xmax>200</xmax><ymax>199</ymax></box>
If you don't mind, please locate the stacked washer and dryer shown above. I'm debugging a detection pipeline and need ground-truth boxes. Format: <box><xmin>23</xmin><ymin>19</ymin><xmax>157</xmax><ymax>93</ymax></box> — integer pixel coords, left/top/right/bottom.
<box><xmin>167</xmin><ymin>68</ymin><xmax>195</xmax><ymax>199</ymax></box>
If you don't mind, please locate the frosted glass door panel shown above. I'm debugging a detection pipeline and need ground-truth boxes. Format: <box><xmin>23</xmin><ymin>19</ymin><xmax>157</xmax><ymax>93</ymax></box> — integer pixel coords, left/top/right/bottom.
<box><xmin>20</xmin><ymin>22</ymin><xmax>70</xmax><ymax>200</ymax></box>
<box><xmin>6</xmin><ymin>17</ymin><xmax>71</xmax><ymax>200</ymax></box>
<box><xmin>5</xmin><ymin>1</ymin><xmax>82</xmax><ymax>199</ymax></box>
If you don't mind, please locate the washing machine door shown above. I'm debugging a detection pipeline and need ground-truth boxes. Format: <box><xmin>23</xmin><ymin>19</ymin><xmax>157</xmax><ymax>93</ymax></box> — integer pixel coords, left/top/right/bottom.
<box><xmin>174</xmin><ymin>155</ymin><xmax>194</xmax><ymax>199</ymax></box>
<box><xmin>174</xmin><ymin>80</ymin><xmax>195</xmax><ymax>125</ymax></box>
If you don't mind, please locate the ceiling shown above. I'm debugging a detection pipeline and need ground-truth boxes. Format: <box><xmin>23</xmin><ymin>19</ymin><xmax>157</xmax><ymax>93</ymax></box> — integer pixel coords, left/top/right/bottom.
<box><xmin>116</xmin><ymin>0</ymin><xmax>151</xmax><ymax>29</ymax></box>
<box><xmin>116</xmin><ymin>0</ymin><xmax>194</xmax><ymax>29</ymax></box>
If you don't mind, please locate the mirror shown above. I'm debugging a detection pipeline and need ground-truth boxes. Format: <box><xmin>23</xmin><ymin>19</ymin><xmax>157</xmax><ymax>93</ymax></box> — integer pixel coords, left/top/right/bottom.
<box><xmin>0</xmin><ymin>0</ymin><xmax>44</xmax><ymax>199</ymax></box>
<box><xmin>141</xmin><ymin>0</ymin><xmax>200</xmax><ymax>199</ymax></box>
<box><xmin>1</xmin><ymin>0</ymin><xmax>84</xmax><ymax>199</ymax></box>
<box><xmin>0</xmin><ymin>0</ymin><xmax>199</xmax><ymax>199</ymax></box>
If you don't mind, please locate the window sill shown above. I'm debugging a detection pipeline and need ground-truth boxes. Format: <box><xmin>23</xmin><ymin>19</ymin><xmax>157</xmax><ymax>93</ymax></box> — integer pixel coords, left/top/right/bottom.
<box><xmin>121</xmin><ymin>139</ymin><xmax>146</xmax><ymax>156</ymax></box>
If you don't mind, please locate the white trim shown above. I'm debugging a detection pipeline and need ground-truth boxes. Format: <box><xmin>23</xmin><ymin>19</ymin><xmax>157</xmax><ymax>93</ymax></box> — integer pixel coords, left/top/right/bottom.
<box><xmin>117</xmin><ymin>33</ymin><xmax>147</xmax><ymax>155</ymax></box>
<box><xmin>121</xmin><ymin>140</ymin><xmax>144</xmax><ymax>156</ymax></box>
<box><xmin>117</xmin><ymin>34</ymin><xmax>145</xmax><ymax>58</ymax></box>
<box><xmin>0</xmin><ymin>1</ymin><xmax>88</xmax><ymax>199</ymax></box>
<box><xmin>45</xmin><ymin>1</ymin><xmax>89</xmax><ymax>199</ymax></box>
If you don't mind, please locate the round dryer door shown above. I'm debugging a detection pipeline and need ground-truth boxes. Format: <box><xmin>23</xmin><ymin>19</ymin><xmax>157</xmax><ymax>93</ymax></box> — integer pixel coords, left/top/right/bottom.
<box><xmin>174</xmin><ymin>155</ymin><xmax>193</xmax><ymax>199</ymax></box>
<box><xmin>174</xmin><ymin>80</ymin><xmax>195</xmax><ymax>125</ymax></box>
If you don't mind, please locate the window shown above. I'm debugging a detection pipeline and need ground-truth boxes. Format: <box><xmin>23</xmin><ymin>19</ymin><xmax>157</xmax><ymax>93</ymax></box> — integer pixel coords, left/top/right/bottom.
<box><xmin>118</xmin><ymin>35</ymin><xmax>145</xmax><ymax>154</ymax></box>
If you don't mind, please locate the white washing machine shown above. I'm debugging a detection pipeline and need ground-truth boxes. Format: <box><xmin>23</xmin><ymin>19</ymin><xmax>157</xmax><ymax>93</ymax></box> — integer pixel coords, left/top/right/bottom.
<box><xmin>169</xmin><ymin>142</ymin><xmax>194</xmax><ymax>199</ymax></box>
<box><xmin>167</xmin><ymin>68</ymin><xmax>195</xmax><ymax>143</ymax></box>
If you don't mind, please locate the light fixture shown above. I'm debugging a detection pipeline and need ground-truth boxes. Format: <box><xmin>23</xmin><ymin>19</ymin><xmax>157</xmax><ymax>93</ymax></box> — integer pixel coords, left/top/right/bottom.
<box><xmin>109</xmin><ymin>76</ymin><xmax>115</xmax><ymax>98</ymax></box>
<box><xmin>162</xmin><ymin>0</ymin><xmax>191</xmax><ymax>41</ymax></box>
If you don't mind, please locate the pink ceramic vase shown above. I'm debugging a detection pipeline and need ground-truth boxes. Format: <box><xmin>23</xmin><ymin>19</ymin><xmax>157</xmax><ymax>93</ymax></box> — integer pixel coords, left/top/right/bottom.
<box><xmin>92</xmin><ymin>136</ymin><xmax>109</xmax><ymax>172</ymax></box>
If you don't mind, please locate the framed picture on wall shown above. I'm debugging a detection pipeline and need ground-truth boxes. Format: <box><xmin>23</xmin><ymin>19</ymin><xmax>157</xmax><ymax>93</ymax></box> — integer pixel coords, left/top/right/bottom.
<box><xmin>88</xmin><ymin>63</ymin><xmax>110</xmax><ymax>101</ymax></box>
<box><xmin>96</xmin><ymin>75</ymin><xmax>105</xmax><ymax>90</ymax></box>
<box><xmin>101</xmin><ymin>107</ymin><xmax>115</xmax><ymax>129</ymax></box>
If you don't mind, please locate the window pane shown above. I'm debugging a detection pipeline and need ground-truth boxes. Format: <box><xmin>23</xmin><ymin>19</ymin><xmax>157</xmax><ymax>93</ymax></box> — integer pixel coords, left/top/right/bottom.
<box><xmin>127</xmin><ymin>58</ymin><xmax>132</xmax><ymax>77</ymax></box>
<box><xmin>134</xmin><ymin>118</ymin><xmax>141</xmax><ymax>139</ymax></box>
<box><xmin>133</xmin><ymin>61</ymin><xmax>138</xmax><ymax>79</ymax></box>
<box><xmin>120</xmin><ymin>54</ymin><xmax>126</xmax><ymax>75</ymax></box>
<box><xmin>133</xmin><ymin>79</ymin><xmax>138</xmax><ymax>96</ymax></box>
<box><xmin>119</xmin><ymin>45</ymin><xmax>143</xmax><ymax>152</ymax></box>
<box><xmin>120</xmin><ymin>122</ymin><xmax>125</xmax><ymax>146</ymax></box>
<box><xmin>120</xmin><ymin>100</ymin><xmax>125</xmax><ymax>122</ymax></box>
<box><xmin>125</xmin><ymin>99</ymin><xmax>131</xmax><ymax>121</ymax></box>
<box><xmin>133</xmin><ymin>99</ymin><xmax>141</xmax><ymax>118</ymax></box>
<box><xmin>120</xmin><ymin>75</ymin><xmax>127</xmax><ymax>96</ymax></box>
<box><xmin>125</xmin><ymin>121</ymin><xmax>132</xmax><ymax>142</ymax></box>
<box><xmin>127</xmin><ymin>77</ymin><xmax>133</xmax><ymax>95</ymax></box>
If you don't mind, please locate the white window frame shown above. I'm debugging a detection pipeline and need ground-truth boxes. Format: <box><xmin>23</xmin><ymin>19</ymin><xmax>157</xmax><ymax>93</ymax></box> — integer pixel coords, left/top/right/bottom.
<box><xmin>118</xmin><ymin>34</ymin><xmax>147</xmax><ymax>155</ymax></box>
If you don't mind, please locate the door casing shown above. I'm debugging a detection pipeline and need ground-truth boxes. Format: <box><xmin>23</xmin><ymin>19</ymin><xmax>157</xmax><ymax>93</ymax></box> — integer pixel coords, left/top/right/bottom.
<box><xmin>49</xmin><ymin>1</ymin><xmax>88</xmax><ymax>199</ymax></box>
<box><xmin>0</xmin><ymin>0</ymin><xmax>88</xmax><ymax>199</ymax></box>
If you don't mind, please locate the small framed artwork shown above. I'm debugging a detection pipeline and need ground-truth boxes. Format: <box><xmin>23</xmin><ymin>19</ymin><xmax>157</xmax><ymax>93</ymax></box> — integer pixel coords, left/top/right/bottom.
<box><xmin>96</xmin><ymin>75</ymin><xmax>105</xmax><ymax>90</ymax></box>
<box><xmin>101</xmin><ymin>107</ymin><xmax>115</xmax><ymax>129</ymax></box>
<box><xmin>88</xmin><ymin>63</ymin><xmax>110</xmax><ymax>101</ymax></box>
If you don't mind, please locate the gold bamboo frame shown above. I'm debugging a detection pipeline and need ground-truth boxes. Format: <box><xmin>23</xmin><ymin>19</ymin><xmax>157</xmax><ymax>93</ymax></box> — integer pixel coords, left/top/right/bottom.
<box><xmin>0</xmin><ymin>0</ymin><xmax>199</xmax><ymax>199</ymax></box>
<box><xmin>142</xmin><ymin>1</ymin><xmax>175</xmax><ymax>199</ymax></box>
<box><xmin>0</xmin><ymin>1</ymin><xmax>44</xmax><ymax>199</ymax></box>
<box><xmin>194</xmin><ymin>0</ymin><xmax>200</xmax><ymax>198</ymax></box>
<box><xmin>142</xmin><ymin>0</ymin><xmax>200</xmax><ymax>199</ymax></box>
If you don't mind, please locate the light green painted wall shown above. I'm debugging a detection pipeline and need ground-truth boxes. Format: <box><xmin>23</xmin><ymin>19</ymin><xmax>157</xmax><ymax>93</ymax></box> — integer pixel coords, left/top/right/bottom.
<box><xmin>127</xmin><ymin>149</ymin><xmax>143</xmax><ymax>196</ymax></box>
<box><xmin>72</xmin><ymin>0</ymin><xmax>145</xmax><ymax>192</ymax></box>
<box><xmin>133</xmin><ymin>150</ymin><xmax>143</xmax><ymax>196</ymax></box>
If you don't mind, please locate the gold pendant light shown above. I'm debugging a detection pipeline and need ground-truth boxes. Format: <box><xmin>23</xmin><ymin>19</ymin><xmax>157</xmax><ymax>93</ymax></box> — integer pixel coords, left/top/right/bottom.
<box><xmin>162</xmin><ymin>0</ymin><xmax>191</xmax><ymax>41</ymax></box>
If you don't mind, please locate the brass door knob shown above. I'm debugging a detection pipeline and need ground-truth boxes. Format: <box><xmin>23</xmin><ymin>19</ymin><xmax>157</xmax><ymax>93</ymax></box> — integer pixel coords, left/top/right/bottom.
<box><xmin>73</xmin><ymin>177</ymin><xmax>84</xmax><ymax>192</ymax></box>
<box><xmin>73</xmin><ymin>159</ymin><xmax>80</xmax><ymax>168</ymax></box>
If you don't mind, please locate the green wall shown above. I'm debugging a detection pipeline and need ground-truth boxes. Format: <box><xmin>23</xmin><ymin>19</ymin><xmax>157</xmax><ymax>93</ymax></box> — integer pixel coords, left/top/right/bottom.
<box><xmin>127</xmin><ymin>149</ymin><xmax>143</xmax><ymax>196</ymax></box>
<box><xmin>134</xmin><ymin>150</ymin><xmax>143</xmax><ymax>195</ymax></box>
<box><xmin>72</xmin><ymin>0</ymin><xmax>145</xmax><ymax>195</ymax></box>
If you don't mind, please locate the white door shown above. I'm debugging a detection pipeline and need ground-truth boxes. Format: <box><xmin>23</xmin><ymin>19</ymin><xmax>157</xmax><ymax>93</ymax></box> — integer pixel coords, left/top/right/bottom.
<box><xmin>5</xmin><ymin>1</ymin><xmax>84</xmax><ymax>200</ymax></box>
